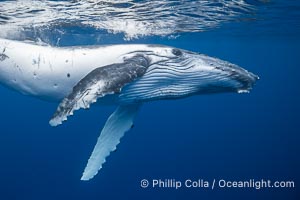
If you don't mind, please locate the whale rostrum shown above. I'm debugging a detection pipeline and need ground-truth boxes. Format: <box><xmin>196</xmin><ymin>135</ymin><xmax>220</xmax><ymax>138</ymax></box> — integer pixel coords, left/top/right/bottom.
<box><xmin>0</xmin><ymin>39</ymin><xmax>258</xmax><ymax>180</ymax></box>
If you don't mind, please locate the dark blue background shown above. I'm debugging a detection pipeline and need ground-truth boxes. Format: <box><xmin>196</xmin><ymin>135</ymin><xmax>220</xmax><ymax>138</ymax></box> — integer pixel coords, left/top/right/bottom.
<box><xmin>0</xmin><ymin>4</ymin><xmax>299</xmax><ymax>200</ymax></box>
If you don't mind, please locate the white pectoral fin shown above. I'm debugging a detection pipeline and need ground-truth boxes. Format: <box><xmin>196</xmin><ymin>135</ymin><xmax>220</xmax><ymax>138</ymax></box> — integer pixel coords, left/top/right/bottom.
<box><xmin>81</xmin><ymin>104</ymin><xmax>141</xmax><ymax>181</ymax></box>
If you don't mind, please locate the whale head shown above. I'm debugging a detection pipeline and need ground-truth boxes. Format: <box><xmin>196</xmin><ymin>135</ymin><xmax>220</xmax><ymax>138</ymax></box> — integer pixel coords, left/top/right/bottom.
<box><xmin>119</xmin><ymin>46</ymin><xmax>259</xmax><ymax>102</ymax></box>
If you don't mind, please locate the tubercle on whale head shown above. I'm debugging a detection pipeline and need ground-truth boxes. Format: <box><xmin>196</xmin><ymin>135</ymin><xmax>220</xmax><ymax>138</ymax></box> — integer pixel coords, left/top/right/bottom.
<box><xmin>186</xmin><ymin>51</ymin><xmax>259</xmax><ymax>95</ymax></box>
<box><xmin>236</xmin><ymin>71</ymin><xmax>259</xmax><ymax>94</ymax></box>
<box><xmin>216</xmin><ymin>60</ymin><xmax>259</xmax><ymax>94</ymax></box>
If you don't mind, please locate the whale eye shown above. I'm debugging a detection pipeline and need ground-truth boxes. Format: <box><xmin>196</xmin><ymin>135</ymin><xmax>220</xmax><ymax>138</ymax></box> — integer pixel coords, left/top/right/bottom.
<box><xmin>172</xmin><ymin>49</ymin><xmax>182</xmax><ymax>56</ymax></box>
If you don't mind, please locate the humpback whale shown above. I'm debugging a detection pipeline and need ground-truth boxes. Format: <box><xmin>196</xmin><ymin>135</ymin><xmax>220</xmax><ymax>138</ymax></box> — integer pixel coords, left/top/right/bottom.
<box><xmin>0</xmin><ymin>38</ymin><xmax>258</xmax><ymax>180</ymax></box>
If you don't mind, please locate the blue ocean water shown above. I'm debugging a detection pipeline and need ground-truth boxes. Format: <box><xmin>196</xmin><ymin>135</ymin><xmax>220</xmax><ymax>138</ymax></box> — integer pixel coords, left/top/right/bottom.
<box><xmin>0</xmin><ymin>0</ymin><xmax>299</xmax><ymax>199</ymax></box>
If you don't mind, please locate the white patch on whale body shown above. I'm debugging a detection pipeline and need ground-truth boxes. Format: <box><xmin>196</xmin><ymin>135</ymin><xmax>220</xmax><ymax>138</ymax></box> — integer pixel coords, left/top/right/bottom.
<box><xmin>0</xmin><ymin>38</ymin><xmax>169</xmax><ymax>101</ymax></box>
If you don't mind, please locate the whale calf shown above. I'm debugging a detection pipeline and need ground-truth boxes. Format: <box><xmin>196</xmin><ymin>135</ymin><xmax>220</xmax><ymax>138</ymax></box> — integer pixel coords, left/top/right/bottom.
<box><xmin>0</xmin><ymin>38</ymin><xmax>258</xmax><ymax>180</ymax></box>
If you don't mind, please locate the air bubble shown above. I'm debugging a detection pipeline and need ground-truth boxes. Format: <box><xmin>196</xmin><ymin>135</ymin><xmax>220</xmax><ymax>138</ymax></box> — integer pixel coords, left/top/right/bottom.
<box><xmin>237</xmin><ymin>89</ymin><xmax>249</xmax><ymax>94</ymax></box>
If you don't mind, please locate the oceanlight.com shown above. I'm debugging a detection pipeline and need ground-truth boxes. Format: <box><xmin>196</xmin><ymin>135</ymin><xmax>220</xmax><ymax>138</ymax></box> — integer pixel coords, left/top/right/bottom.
<box><xmin>140</xmin><ymin>179</ymin><xmax>295</xmax><ymax>190</ymax></box>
